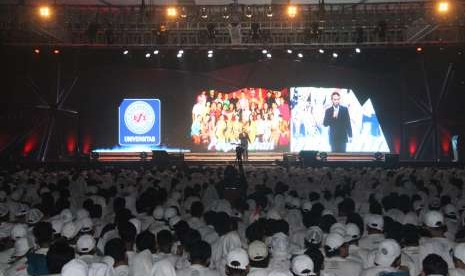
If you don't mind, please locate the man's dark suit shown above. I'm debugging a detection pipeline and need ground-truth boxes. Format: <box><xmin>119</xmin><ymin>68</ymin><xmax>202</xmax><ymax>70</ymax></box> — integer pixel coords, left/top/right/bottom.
<box><xmin>323</xmin><ymin>105</ymin><xmax>352</xmax><ymax>152</ymax></box>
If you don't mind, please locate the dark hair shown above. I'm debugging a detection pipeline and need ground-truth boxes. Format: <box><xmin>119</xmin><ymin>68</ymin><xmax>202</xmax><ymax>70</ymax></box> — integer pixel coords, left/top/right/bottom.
<box><xmin>190</xmin><ymin>201</ymin><xmax>204</xmax><ymax>218</ymax></box>
<box><xmin>331</xmin><ymin>92</ymin><xmax>340</xmax><ymax>98</ymax></box>
<box><xmin>104</xmin><ymin>238</ymin><xmax>126</xmax><ymax>262</ymax></box>
<box><xmin>401</xmin><ymin>224</ymin><xmax>420</xmax><ymax>246</ymax></box>
<box><xmin>118</xmin><ymin>221</ymin><xmax>137</xmax><ymax>244</ymax></box>
<box><xmin>46</xmin><ymin>240</ymin><xmax>75</xmax><ymax>273</ymax></box>
<box><xmin>157</xmin><ymin>230</ymin><xmax>173</xmax><ymax>253</ymax></box>
<box><xmin>189</xmin><ymin>241</ymin><xmax>211</xmax><ymax>264</ymax></box>
<box><xmin>33</xmin><ymin>222</ymin><xmax>53</xmax><ymax>245</ymax></box>
<box><xmin>305</xmin><ymin>246</ymin><xmax>324</xmax><ymax>273</ymax></box>
<box><xmin>113</xmin><ymin>197</ymin><xmax>126</xmax><ymax>213</ymax></box>
<box><xmin>422</xmin><ymin>254</ymin><xmax>448</xmax><ymax>276</ymax></box>
<box><xmin>319</xmin><ymin>214</ymin><xmax>337</xmax><ymax>233</ymax></box>
<box><xmin>136</xmin><ymin>231</ymin><xmax>156</xmax><ymax>253</ymax></box>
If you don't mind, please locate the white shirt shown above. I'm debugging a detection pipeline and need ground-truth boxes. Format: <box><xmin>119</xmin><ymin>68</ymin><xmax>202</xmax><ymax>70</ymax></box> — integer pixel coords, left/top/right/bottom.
<box><xmin>360</xmin><ymin>265</ymin><xmax>399</xmax><ymax>276</ymax></box>
<box><xmin>322</xmin><ymin>256</ymin><xmax>363</xmax><ymax>276</ymax></box>
<box><xmin>450</xmin><ymin>268</ymin><xmax>465</xmax><ymax>276</ymax></box>
<box><xmin>358</xmin><ymin>234</ymin><xmax>385</xmax><ymax>251</ymax></box>
<box><xmin>78</xmin><ymin>254</ymin><xmax>101</xmax><ymax>265</ymax></box>
<box><xmin>177</xmin><ymin>264</ymin><xmax>220</xmax><ymax>276</ymax></box>
<box><xmin>247</xmin><ymin>267</ymin><xmax>270</xmax><ymax>276</ymax></box>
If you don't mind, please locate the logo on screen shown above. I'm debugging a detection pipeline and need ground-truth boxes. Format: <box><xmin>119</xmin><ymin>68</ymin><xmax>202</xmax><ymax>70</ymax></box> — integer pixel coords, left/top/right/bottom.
<box><xmin>124</xmin><ymin>101</ymin><xmax>155</xmax><ymax>135</ymax></box>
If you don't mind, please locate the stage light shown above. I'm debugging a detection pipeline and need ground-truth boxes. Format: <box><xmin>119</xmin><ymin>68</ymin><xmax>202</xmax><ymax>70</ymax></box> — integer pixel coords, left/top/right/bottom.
<box><xmin>38</xmin><ymin>6</ymin><xmax>51</xmax><ymax>19</ymax></box>
<box><xmin>262</xmin><ymin>49</ymin><xmax>268</xmax><ymax>54</ymax></box>
<box><xmin>287</xmin><ymin>49</ymin><xmax>293</xmax><ymax>54</ymax></box>
<box><xmin>153</xmin><ymin>50</ymin><xmax>159</xmax><ymax>55</ymax></box>
<box><xmin>200</xmin><ymin>7</ymin><xmax>208</xmax><ymax>19</ymax></box>
<box><xmin>297</xmin><ymin>53</ymin><xmax>303</xmax><ymax>58</ymax></box>
<box><xmin>416</xmin><ymin>47</ymin><xmax>423</xmax><ymax>52</ymax></box>
<box><xmin>436</xmin><ymin>1</ymin><xmax>450</xmax><ymax>14</ymax></box>
<box><xmin>318</xmin><ymin>49</ymin><xmax>325</xmax><ymax>54</ymax></box>
<box><xmin>145</xmin><ymin>53</ymin><xmax>151</xmax><ymax>58</ymax></box>
<box><xmin>123</xmin><ymin>50</ymin><xmax>129</xmax><ymax>55</ymax></box>
<box><xmin>166</xmin><ymin>7</ymin><xmax>178</xmax><ymax>18</ymax></box>
<box><xmin>207</xmin><ymin>53</ymin><xmax>213</xmax><ymax>58</ymax></box>
<box><xmin>287</xmin><ymin>5</ymin><xmax>298</xmax><ymax>18</ymax></box>
<box><xmin>245</xmin><ymin>6</ymin><xmax>253</xmax><ymax>18</ymax></box>
<box><xmin>180</xmin><ymin>7</ymin><xmax>187</xmax><ymax>18</ymax></box>
<box><xmin>222</xmin><ymin>7</ymin><xmax>230</xmax><ymax>19</ymax></box>
<box><xmin>177</xmin><ymin>50</ymin><xmax>184</xmax><ymax>58</ymax></box>
<box><xmin>53</xmin><ymin>49</ymin><xmax>60</xmax><ymax>55</ymax></box>
<box><xmin>332</xmin><ymin>52</ymin><xmax>338</xmax><ymax>58</ymax></box>
<box><xmin>34</xmin><ymin>49</ymin><xmax>40</xmax><ymax>54</ymax></box>
<box><xmin>355</xmin><ymin>48</ymin><xmax>361</xmax><ymax>53</ymax></box>
<box><xmin>266</xmin><ymin>53</ymin><xmax>272</xmax><ymax>59</ymax></box>
<box><xmin>266</xmin><ymin>6</ymin><xmax>273</xmax><ymax>18</ymax></box>
<box><xmin>208</xmin><ymin>50</ymin><xmax>213</xmax><ymax>54</ymax></box>
<box><xmin>179</xmin><ymin>50</ymin><xmax>184</xmax><ymax>54</ymax></box>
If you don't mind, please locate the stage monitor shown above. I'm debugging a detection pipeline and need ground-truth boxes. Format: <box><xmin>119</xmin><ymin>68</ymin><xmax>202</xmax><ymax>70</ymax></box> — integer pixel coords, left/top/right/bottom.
<box><xmin>119</xmin><ymin>99</ymin><xmax>161</xmax><ymax>146</ymax></box>
<box><xmin>190</xmin><ymin>88</ymin><xmax>290</xmax><ymax>152</ymax></box>
<box><xmin>290</xmin><ymin>87</ymin><xmax>390</xmax><ymax>153</ymax></box>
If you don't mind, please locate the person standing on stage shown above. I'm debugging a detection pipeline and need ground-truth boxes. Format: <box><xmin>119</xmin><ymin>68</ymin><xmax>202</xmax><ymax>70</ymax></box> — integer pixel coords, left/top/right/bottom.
<box><xmin>323</xmin><ymin>91</ymin><xmax>352</xmax><ymax>152</ymax></box>
<box><xmin>239</xmin><ymin>128</ymin><xmax>251</xmax><ymax>161</ymax></box>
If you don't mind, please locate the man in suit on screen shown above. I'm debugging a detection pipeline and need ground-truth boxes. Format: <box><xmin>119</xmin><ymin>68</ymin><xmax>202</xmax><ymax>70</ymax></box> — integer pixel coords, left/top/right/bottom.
<box><xmin>323</xmin><ymin>91</ymin><xmax>352</xmax><ymax>152</ymax></box>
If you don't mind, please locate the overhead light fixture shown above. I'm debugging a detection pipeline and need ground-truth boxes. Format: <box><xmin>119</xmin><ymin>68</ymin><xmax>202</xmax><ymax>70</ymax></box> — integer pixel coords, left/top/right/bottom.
<box><xmin>262</xmin><ymin>49</ymin><xmax>268</xmax><ymax>54</ymax></box>
<box><xmin>207</xmin><ymin>53</ymin><xmax>213</xmax><ymax>58</ymax></box>
<box><xmin>266</xmin><ymin>6</ymin><xmax>273</xmax><ymax>18</ymax></box>
<box><xmin>222</xmin><ymin>7</ymin><xmax>230</xmax><ymax>19</ymax></box>
<box><xmin>180</xmin><ymin>7</ymin><xmax>187</xmax><ymax>18</ymax></box>
<box><xmin>200</xmin><ymin>7</ymin><xmax>208</xmax><ymax>19</ymax></box>
<box><xmin>53</xmin><ymin>49</ymin><xmax>60</xmax><ymax>55</ymax></box>
<box><xmin>245</xmin><ymin>6</ymin><xmax>253</xmax><ymax>18</ymax></box>
<box><xmin>123</xmin><ymin>50</ymin><xmax>129</xmax><ymax>55</ymax></box>
<box><xmin>332</xmin><ymin>52</ymin><xmax>338</xmax><ymax>58</ymax></box>
<box><xmin>297</xmin><ymin>53</ymin><xmax>303</xmax><ymax>58</ymax></box>
<box><xmin>177</xmin><ymin>50</ymin><xmax>184</xmax><ymax>58</ymax></box>
<box><xmin>266</xmin><ymin>53</ymin><xmax>272</xmax><ymax>59</ymax></box>
<box><xmin>355</xmin><ymin>48</ymin><xmax>361</xmax><ymax>53</ymax></box>
<box><xmin>287</xmin><ymin>5</ymin><xmax>298</xmax><ymax>18</ymax></box>
<box><xmin>167</xmin><ymin>7</ymin><xmax>178</xmax><ymax>18</ymax></box>
<box><xmin>153</xmin><ymin>50</ymin><xmax>159</xmax><ymax>55</ymax></box>
<box><xmin>38</xmin><ymin>6</ymin><xmax>51</xmax><ymax>19</ymax></box>
<box><xmin>436</xmin><ymin>1</ymin><xmax>450</xmax><ymax>14</ymax></box>
<box><xmin>34</xmin><ymin>49</ymin><xmax>40</xmax><ymax>54</ymax></box>
<box><xmin>416</xmin><ymin>47</ymin><xmax>423</xmax><ymax>52</ymax></box>
<box><xmin>145</xmin><ymin>53</ymin><xmax>151</xmax><ymax>58</ymax></box>
<box><xmin>287</xmin><ymin>49</ymin><xmax>293</xmax><ymax>54</ymax></box>
<box><xmin>208</xmin><ymin>50</ymin><xmax>213</xmax><ymax>54</ymax></box>
<box><xmin>318</xmin><ymin>49</ymin><xmax>325</xmax><ymax>54</ymax></box>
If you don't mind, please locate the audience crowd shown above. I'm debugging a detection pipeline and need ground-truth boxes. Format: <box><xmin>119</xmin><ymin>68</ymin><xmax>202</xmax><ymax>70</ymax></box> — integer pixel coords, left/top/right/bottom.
<box><xmin>0</xmin><ymin>165</ymin><xmax>464</xmax><ymax>276</ymax></box>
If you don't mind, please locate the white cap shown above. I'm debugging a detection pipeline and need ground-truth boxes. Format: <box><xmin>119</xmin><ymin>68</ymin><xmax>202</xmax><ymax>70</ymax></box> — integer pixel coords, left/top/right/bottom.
<box><xmin>329</xmin><ymin>223</ymin><xmax>346</xmax><ymax>237</ymax></box>
<box><xmin>14</xmin><ymin>237</ymin><xmax>31</xmax><ymax>257</ymax></box>
<box><xmin>374</xmin><ymin>239</ymin><xmax>401</xmax><ymax>267</ymax></box>
<box><xmin>50</xmin><ymin>219</ymin><xmax>64</xmax><ymax>234</ymax></box>
<box><xmin>301</xmin><ymin>201</ymin><xmax>312</xmax><ymax>212</ymax></box>
<box><xmin>325</xmin><ymin>233</ymin><xmax>345</xmax><ymax>251</ymax></box>
<box><xmin>266</xmin><ymin>209</ymin><xmax>282</xmax><ymax>220</ymax></box>
<box><xmin>153</xmin><ymin>206</ymin><xmax>164</xmax><ymax>220</ymax></box>
<box><xmin>345</xmin><ymin>223</ymin><xmax>361</xmax><ymax>242</ymax></box>
<box><xmin>443</xmin><ymin>204</ymin><xmax>457</xmax><ymax>219</ymax></box>
<box><xmin>424</xmin><ymin>210</ymin><xmax>444</xmax><ymax>228</ymax></box>
<box><xmin>15</xmin><ymin>203</ymin><xmax>29</xmax><ymax>217</ymax></box>
<box><xmin>290</xmin><ymin>198</ymin><xmax>301</xmax><ymax>209</ymax></box>
<box><xmin>76</xmin><ymin>209</ymin><xmax>90</xmax><ymax>220</ymax></box>
<box><xmin>77</xmin><ymin>234</ymin><xmax>96</xmax><ymax>254</ymax></box>
<box><xmin>0</xmin><ymin>203</ymin><xmax>9</xmax><ymax>217</ymax></box>
<box><xmin>78</xmin><ymin>217</ymin><xmax>93</xmax><ymax>233</ymax></box>
<box><xmin>168</xmin><ymin>216</ymin><xmax>181</xmax><ymax>228</ymax></box>
<box><xmin>164</xmin><ymin>207</ymin><xmax>177</xmax><ymax>220</ymax></box>
<box><xmin>291</xmin><ymin>255</ymin><xmax>317</xmax><ymax>276</ymax></box>
<box><xmin>226</xmin><ymin>248</ymin><xmax>249</xmax><ymax>270</ymax></box>
<box><xmin>305</xmin><ymin>226</ymin><xmax>323</xmax><ymax>244</ymax></box>
<box><xmin>62</xmin><ymin>221</ymin><xmax>80</xmax><ymax>240</ymax></box>
<box><xmin>402</xmin><ymin>212</ymin><xmax>419</xmax><ymax>226</ymax></box>
<box><xmin>453</xmin><ymin>243</ymin><xmax>465</xmax><ymax>264</ymax></box>
<box><xmin>11</xmin><ymin>224</ymin><xmax>28</xmax><ymax>240</ymax></box>
<box><xmin>366</xmin><ymin>214</ymin><xmax>384</xmax><ymax>231</ymax></box>
<box><xmin>248</xmin><ymin>240</ymin><xmax>268</xmax><ymax>261</ymax></box>
<box><xmin>26</xmin><ymin>208</ymin><xmax>44</xmax><ymax>225</ymax></box>
<box><xmin>60</xmin><ymin>209</ymin><xmax>74</xmax><ymax>223</ymax></box>
<box><xmin>61</xmin><ymin>259</ymin><xmax>88</xmax><ymax>276</ymax></box>
<box><xmin>271</xmin><ymin>232</ymin><xmax>289</xmax><ymax>255</ymax></box>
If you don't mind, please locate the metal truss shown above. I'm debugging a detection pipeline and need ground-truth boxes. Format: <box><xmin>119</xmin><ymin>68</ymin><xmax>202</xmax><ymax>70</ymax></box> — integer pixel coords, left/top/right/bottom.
<box><xmin>0</xmin><ymin>1</ymin><xmax>464</xmax><ymax>47</ymax></box>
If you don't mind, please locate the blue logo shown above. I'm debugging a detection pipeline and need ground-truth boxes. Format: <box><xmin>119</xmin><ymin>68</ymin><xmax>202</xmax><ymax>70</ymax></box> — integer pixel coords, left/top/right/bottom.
<box><xmin>119</xmin><ymin>99</ymin><xmax>161</xmax><ymax>146</ymax></box>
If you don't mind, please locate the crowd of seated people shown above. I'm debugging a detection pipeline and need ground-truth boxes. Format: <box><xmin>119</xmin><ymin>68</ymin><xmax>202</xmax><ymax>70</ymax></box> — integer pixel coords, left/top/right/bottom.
<box><xmin>0</xmin><ymin>165</ymin><xmax>464</xmax><ymax>276</ymax></box>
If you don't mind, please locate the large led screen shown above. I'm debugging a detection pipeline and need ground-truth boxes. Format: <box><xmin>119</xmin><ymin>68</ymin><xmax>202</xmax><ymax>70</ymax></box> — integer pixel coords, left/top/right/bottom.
<box><xmin>191</xmin><ymin>88</ymin><xmax>290</xmax><ymax>152</ymax></box>
<box><xmin>290</xmin><ymin>87</ymin><xmax>390</xmax><ymax>153</ymax></box>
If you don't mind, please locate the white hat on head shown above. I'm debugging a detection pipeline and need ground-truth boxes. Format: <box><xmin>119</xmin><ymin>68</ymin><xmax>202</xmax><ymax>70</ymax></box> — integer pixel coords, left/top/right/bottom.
<box><xmin>271</xmin><ymin>232</ymin><xmax>289</xmax><ymax>255</ymax></box>
<box><xmin>77</xmin><ymin>234</ymin><xmax>96</xmax><ymax>254</ymax></box>
<box><xmin>60</xmin><ymin>209</ymin><xmax>74</xmax><ymax>223</ymax></box>
<box><xmin>14</xmin><ymin>237</ymin><xmax>31</xmax><ymax>257</ymax></box>
<box><xmin>330</xmin><ymin>223</ymin><xmax>346</xmax><ymax>237</ymax></box>
<box><xmin>301</xmin><ymin>201</ymin><xmax>312</xmax><ymax>212</ymax></box>
<box><xmin>290</xmin><ymin>198</ymin><xmax>301</xmax><ymax>209</ymax></box>
<box><xmin>248</xmin><ymin>240</ymin><xmax>268</xmax><ymax>261</ymax></box>
<box><xmin>26</xmin><ymin>208</ymin><xmax>44</xmax><ymax>225</ymax></box>
<box><xmin>266</xmin><ymin>209</ymin><xmax>282</xmax><ymax>220</ymax></box>
<box><xmin>345</xmin><ymin>223</ymin><xmax>361</xmax><ymax>242</ymax></box>
<box><xmin>164</xmin><ymin>207</ymin><xmax>177</xmax><ymax>220</ymax></box>
<box><xmin>153</xmin><ymin>206</ymin><xmax>164</xmax><ymax>220</ymax></box>
<box><xmin>443</xmin><ymin>204</ymin><xmax>457</xmax><ymax>220</ymax></box>
<box><xmin>76</xmin><ymin>209</ymin><xmax>90</xmax><ymax>220</ymax></box>
<box><xmin>365</xmin><ymin>214</ymin><xmax>384</xmax><ymax>231</ymax></box>
<box><xmin>78</xmin><ymin>217</ymin><xmax>93</xmax><ymax>233</ymax></box>
<box><xmin>61</xmin><ymin>259</ymin><xmax>88</xmax><ymax>276</ymax></box>
<box><xmin>374</xmin><ymin>239</ymin><xmax>401</xmax><ymax>267</ymax></box>
<box><xmin>11</xmin><ymin>224</ymin><xmax>28</xmax><ymax>240</ymax></box>
<box><xmin>62</xmin><ymin>221</ymin><xmax>80</xmax><ymax>240</ymax></box>
<box><xmin>402</xmin><ymin>212</ymin><xmax>419</xmax><ymax>226</ymax></box>
<box><xmin>50</xmin><ymin>219</ymin><xmax>64</xmax><ymax>235</ymax></box>
<box><xmin>453</xmin><ymin>243</ymin><xmax>465</xmax><ymax>264</ymax></box>
<box><xmin>291</xmin><ymin>255</ymin><xmax>317</xmax><ymax>276</ymax></box>
<box><xmin>424</xmin><ymin>210</ymin><xmax>444</xmax><ymax>228</ymax></box>
<box><xmin>305</xmin><ymin>226</ymin><xmax>323</xmax><ymax>244</ymax></box>
<box><xmin>15</xmin><ymin>203</ymin><xmax>29</xmax><ymax>217</ymax></box>
<box><xmin>325</xmin><ymin>233</ymin><xmax>345</xmax><ymax>251</ymax></box>
<box><xmin>226</xmin><ymin>248</ymin><xmax>249</xmax><ymax>270</ymax></box>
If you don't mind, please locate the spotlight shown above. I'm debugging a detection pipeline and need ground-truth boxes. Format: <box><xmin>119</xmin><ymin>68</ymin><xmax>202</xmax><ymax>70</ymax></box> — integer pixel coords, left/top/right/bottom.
<box><xmin>222</xmin><ymin>7</ymin><xmax>230</xmax><ymax>19</ymax></box>
<box><xmin>266</xmin><ymin>6</ymin><xmax>273</xmax><ymax>18</ymax></box>
<box><xmin>416</xmin><ymin>47</ymin><xmax>423</xmax><ymax>52</ymax></box>
<box><xmin>318</xmin><ymin>49</ymin><xmax>325</xmax><ymax>54</ymax></box>
<box><xmin>177</xmin><ymin>50</ymin><xmax>184</xmax><ymax>58</ymax></box>
<box><xmin>208</xmin><ymin>50</ymin><xmax>213</xmax><ymax>54</ymax></box>
<box><xmin>287</xmin><ymin>49</ymin><xmax>293</xmax><ymax>54</ymax></box>
<box><xmin>153</xmin><ymin>50</ymin><xmax>159</xmax><ymax>55</ymax></box>
<box><xmin>123</xmin><ymin>50</ymin><xmax>129</xmax><ymax>55</ymax></box>
<box><xmin>245</xmin><ymin>6</ymin><xmax>253</xmax><ymax>18</ymax></box>
<box><xmin>34</xmin><ymin>49</ymin><xmax>40</xmax><ymax>54</ymax></box>
<box><xmin>332</xmin><ymin>52</ymin><xmax>338</xmax><ymax>58</ymax></box>
<box><xmin>200</xmin><ymin>7</ymin><xmax>208</xmax><ymax>19</ymax></box>
<box><xmin>262</xmin><ymin>49</ymin><xmax>268</xmax><ymax>54</ymax></box>
<box><xmin>436</xmin><ymin>1</ymin><xmax>450</xmax><ymax>14</ymax></box>
<box><xmin>207</xmin><ymin>53</ymin><xmax>213</xmax><ymax>58</ymax></box>
<box><xmin>145</xmin><ymin>53</ymin><xmax>151</xmax><ymax>58</ymax></box>
<box><xmin>179</xmin><ymin>50</ymin><xmax>184</xmax><ymax>54</ymax></box>
<box><xmin>38</xmin><ymin>6</ymin><xmax>51</xmax><ymax>19</ymax></box>
<box><xmin>180</xmin><ymin>7</ymin><xmax>187</xmax><ymax>18</ymax></box>
<box><xmin>319</xmin><ymin>152</ymin><xmax>328</xmax><ymax>162</ymax></box>
<box><xmin>53</xmin><ymin>49</ymin><xmax>60</xmax><ymax>55</ymax></box>
<box><xmin>355</xmin><ymin>48</ymin><xmax>361</xmax><ymax>54</ymax></box>
<box><xmin>297</xmin><ymin>53</ymin><xmax>303</xmax><ymax>58</ymax></box>
<box><xmin>287</xmin><ymin>5</ymin><xmax>298</xmax><ymax>18</ymax></box>
<box><xmin>166</xmin><ymin>7</ymin><xmax>178</xmax><ymax>18</ymax></box>
<box><xmin>266</xmin><ymin>53</ymin><xmax>272</xmax><ymax>59</ymax></box>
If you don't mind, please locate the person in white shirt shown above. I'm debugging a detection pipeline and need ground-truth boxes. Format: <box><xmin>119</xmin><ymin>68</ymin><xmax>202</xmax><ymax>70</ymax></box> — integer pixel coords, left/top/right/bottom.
<box><xmin>177</xmin><ymin>240</ymin><xmax>220</xmax><ymax>276</ymax></box>
<box><xmin>103</xmin><ymin>238</ymin><xmax>129</xmax><ymax>276</ymax></box>
<box><xmin>291</xmin><ymin>255</ymin><xmax>317</xmax><ymax>276</ymax></box>
<box><xmin>421</xmin><ymin>253</ymin><xmax>449</xmax><ymax>276</ymax></box>
<box><xmin>358</xmin><ymin>214</ymin><xmax>386</xmax><ymax>251</ymax></box>
<box><xmin>450</xmin><ymin>243</ymin><xmax>465</xmax><ymax>276</ymax></box>
<box><xmin>225</xmin><ymin>248</ymin><xmax>249</xmax><ymax>276</ymax></box>
<box><xmin>360</xmin><ymin>239</ymin><xmax>409</xmax><ymax>276</ymax></box>
<box><xmin>76</xmin><ymin>234</ymin><xmax>100</xmax><ymax>265</ymax></box>
<box><xmin>321</xmin><ymin>232</ymin><xmax>362</xmax><ymax>276</ymax></box>
<box><xmin>3</xmin><ymin>237</ymin><xmax>31</xmax><ymax>276</ymax></box>
<box><xmin>247</xmin><ymin>240</ymin><xmax>270</xmax><ymax>276</ymax></box>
